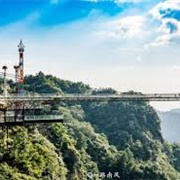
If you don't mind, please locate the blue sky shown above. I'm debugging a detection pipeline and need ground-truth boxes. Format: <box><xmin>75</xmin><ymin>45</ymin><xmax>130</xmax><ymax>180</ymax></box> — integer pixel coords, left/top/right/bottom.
<box><xmin>0</xmin><ymin>0</ymin><xmax>160</xmax><ymax>26</ymax></box>
<box><xmin>1</xmin><ymin>0</ymin><xmax>180</xmax><ymax>110</ymax></box>
<box><xmin>0</xmin><ymin>0</ymin><xmax>124</xmax><ymax>25</ymax></box>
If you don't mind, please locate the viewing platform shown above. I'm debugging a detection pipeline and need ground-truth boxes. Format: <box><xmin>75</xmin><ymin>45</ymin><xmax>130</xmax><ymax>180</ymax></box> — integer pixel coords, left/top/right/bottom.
<box><xmin>0</xmin><ymin>115</ymin><xmax>64</xmax><ymax>126</ymax></box>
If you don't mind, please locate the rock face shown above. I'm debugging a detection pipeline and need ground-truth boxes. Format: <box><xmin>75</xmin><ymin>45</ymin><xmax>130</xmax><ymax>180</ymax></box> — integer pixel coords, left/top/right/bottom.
<box><xmin>158</xmin><ymin>109</ymin><xmax>180</xmax><ymax>142</ymax></box>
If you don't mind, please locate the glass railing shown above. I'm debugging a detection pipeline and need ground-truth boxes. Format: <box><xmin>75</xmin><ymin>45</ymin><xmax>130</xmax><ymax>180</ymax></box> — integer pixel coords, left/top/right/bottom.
<box><xmin>25</xmin><ymin>115</ymin><xmax>64</xmax><ymax>121</ymax></box>
<box><xmin>0</xmin><ymin>115</ymin><xmax>63</xmax><ymax>123</ymax></box>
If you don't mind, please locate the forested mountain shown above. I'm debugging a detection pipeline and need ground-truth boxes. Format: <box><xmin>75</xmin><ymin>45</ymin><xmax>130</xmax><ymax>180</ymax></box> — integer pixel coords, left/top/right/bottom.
<box><xmin>158</xmin><ymin>109</ymin><xmax>180</xmax><ymax>143</ymax></box>
<box><xmin>0</xmin><ymin>72</ymin><xmax>180</xmax><ymax>180</ymax></box>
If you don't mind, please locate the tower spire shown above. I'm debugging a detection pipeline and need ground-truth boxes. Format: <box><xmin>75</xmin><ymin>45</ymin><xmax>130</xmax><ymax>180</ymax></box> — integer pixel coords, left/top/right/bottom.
<box><xmin>18</xmin><ymin>39</ymin><xmax>25</xmax><ymax>94</ymax></box>
<box><xmin>18</xmin><ymin>39</ymin><xmax>25</xmax><ymax>52</ymax></box>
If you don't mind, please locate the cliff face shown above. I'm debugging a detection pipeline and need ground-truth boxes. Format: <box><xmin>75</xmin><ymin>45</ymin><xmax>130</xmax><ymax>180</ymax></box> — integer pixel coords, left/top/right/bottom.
<box><xmin>82</xmin><ymin>101</ymin><xmax>163</xmax><ymax>149</ymax></box>
<box><xmin>0</xmin><ymin>72</ymin><xmax>179</xmax><ymax>180</ymax></box>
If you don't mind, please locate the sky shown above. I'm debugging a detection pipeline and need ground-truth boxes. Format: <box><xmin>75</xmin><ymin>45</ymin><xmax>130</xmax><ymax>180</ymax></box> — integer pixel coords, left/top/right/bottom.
<box><xmin>0</xmin><ymin>0</ymin><xmax>180</xmax><ymax>110</ymax></box>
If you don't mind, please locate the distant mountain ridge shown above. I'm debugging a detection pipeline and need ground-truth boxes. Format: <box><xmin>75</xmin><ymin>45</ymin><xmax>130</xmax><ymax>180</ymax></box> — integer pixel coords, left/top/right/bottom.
<box><xmin>158</xmin><ymin>109</ymin><xmax>180</xmax><ymax>142</ymax></box>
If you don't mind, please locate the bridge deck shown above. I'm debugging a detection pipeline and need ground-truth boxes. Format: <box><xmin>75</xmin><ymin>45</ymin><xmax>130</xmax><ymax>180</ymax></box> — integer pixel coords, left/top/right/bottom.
<box><xmin>1</xmin><ymin>93</ymin><xmax>180</xmax><ymax>102</ymax></box>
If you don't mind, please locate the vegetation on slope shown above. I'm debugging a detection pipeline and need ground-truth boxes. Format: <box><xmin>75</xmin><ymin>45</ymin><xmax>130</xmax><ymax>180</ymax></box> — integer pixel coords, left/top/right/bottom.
<box><xmin>0</xmin><ymin>127</ymin><xmax>67</xmax><ymax>180</ymax></box>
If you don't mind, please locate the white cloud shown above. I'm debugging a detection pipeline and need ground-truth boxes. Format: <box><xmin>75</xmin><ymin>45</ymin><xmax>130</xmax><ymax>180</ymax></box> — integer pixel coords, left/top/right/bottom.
<box><xmin>117</xmin><ymin>47</ymin><xmax>142</xmax><ymax>52</ymax></box>
<box><xmin>145</xmin><ymin>35</ymin><xmax>170</xmax><ymax>48</ymax></box>
<box><xmin>144</xmin><ymin>0</ymin><xmax>180</xmax><ymax>47</ymax></box>
<box><xmin>91</xmin><ymin>1</ymin><xmax>180</xmax><ymax>49</ymax></box>
<box><xmin>158</xmin><ymin>18</ymin><xmax>178</xmax><ymax>33</ymax></box>
<box><xmin>90</xmin><ymin>1</ymin><xmax>179</xmax><ymax>49</ymax></box>
<box><xmin>94</xmin><ymin>16</ymin><xmax>147</xmax><ymax>40</ymax></box>
<box><xmin>149</xmin><ymin>0</ymin><xmax>180</xmax><ymax>32</ymax></box>
<box><xmin>149</xmin><ymin>0</ymin><xmax>180</xmax><ymax>20</ymax></box>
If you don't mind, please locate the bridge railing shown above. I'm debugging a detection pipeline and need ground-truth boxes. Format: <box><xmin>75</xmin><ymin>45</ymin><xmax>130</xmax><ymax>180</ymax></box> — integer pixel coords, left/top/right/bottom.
<box><xmin>1</xmin><ymin>93</ymin><xmax>180</xmax><ymax>101</ymax></box>
<box><xmin>25</xmin><ymin>115</ymin><xmax>64</xmax><ymax>121</ymax></box>
<box><xmin>0</xmin><ymin>93</ymin><xmax>179</xmax><ymax>96</ymax></box>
